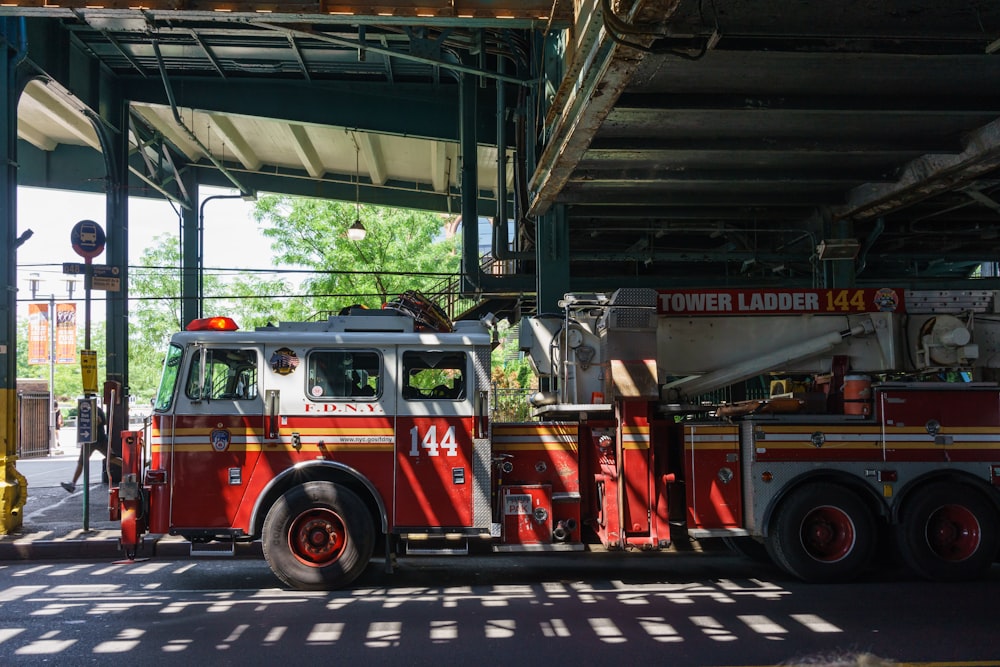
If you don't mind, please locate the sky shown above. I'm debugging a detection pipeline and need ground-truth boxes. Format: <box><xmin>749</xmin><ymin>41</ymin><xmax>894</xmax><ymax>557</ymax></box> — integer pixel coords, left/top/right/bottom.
<box><xmin>15</xmin><ymin>185</ymin><xmax>275</xmax><ymax>318</ymax></box>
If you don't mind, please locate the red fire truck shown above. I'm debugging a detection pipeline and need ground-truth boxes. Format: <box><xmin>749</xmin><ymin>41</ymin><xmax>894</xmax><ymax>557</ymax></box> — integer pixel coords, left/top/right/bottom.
<box><xmin>113</xmin><ymin>288</ymin><xmax>1000</xmax><ymax>589</ymax></box>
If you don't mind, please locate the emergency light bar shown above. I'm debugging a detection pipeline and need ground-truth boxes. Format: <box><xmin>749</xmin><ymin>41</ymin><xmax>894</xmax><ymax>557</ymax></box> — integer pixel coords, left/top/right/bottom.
<box><xmin>186</xmin><ymin>316</ymin><xmax>239</xmax><ymax>331</ymax></box>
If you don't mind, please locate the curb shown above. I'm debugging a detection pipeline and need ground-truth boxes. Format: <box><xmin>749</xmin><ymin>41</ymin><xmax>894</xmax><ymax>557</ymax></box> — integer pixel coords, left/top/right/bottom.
<box><xmin>0</xmin><ymin>534</ymin><xmax>263</xmax><ymax>561</ymax></box>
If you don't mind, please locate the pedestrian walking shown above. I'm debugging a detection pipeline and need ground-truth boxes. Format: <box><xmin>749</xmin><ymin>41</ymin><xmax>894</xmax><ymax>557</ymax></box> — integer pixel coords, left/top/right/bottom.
<box><xmin>54</xmin><ymin>401</ymin><xmax>63</xmax><ymax>447</ymax></box>
<box><xmin>61</xmin><ymin>405</ymin><xmax>122</xmax><ymax>493</ymax></box>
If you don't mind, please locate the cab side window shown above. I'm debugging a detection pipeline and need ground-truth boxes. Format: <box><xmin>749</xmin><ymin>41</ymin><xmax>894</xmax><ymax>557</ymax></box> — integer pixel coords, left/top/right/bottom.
<box><xmin>186</xmin><ymin>348</ymin><xmax>258</xmax><ymax>400</ymax></box>
<box><xmin>402</xmin><ymin>351</ymin><xmax>466</xmax><ymax>400</ymax></box>
<box><xmin>308</xmin><ymin>350</ymin><xmax>381</xmax><ymax>399</ymax></box>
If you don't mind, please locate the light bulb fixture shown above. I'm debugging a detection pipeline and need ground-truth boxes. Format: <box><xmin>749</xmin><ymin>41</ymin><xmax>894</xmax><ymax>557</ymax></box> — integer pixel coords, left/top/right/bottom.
<box><xmin>816</xmin><ymin>238</ymin><xmax>860</xmax><ymax>261</ymax></box>
<box><xmin>347</xmin><ymin>219</ymin><xmax>367</xmax><ymax>241</ymax></box>
<box><xmin>348</xmin><ymin>133</ymin><xmax>367</xmax><ymax>241</ymax></box>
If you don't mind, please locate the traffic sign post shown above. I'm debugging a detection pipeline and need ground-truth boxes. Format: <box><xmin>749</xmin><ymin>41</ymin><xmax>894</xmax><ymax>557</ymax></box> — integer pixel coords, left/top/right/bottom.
<box><xmin>90</xmin><ymin>265</ymin><xmax>121</xmax><ymax>292</ymax></box>
<box><xmin>70</xmin><ymin>220</ymin><xmax>106</xmax><ymax>532</ymax></box>
<box><xmin>80</xmin><ymin>350</ymin><xmax>98</xmax><ymax>395</ymax></box>
<box><xmin>69</xmin><ymin>220</ymin><xmax>105</xmax><ymax>386</ymax></box>
<box><xmin>63</xmin><ymin>262</ymin><xmax>121</xmax><ymax>292</ymax></box>
<box><xmin>70</xmin><ymin>220</ymin><xmax>106</xmax><ymax>261</ymax></box>
<box><xmin>77</xmin><ymin>396</ymin><xmax>97</xmax><ymax>531</ymax></box>
<box><xmin>76</xmin><ymin>397</ymin><xmax>96</xmax><ymax>445</ymax></box>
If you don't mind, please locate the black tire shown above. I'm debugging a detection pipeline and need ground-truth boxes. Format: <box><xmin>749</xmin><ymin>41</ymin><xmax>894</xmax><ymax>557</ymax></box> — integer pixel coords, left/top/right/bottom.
<box><xmin>262</xmin><ymin>481</ymin><xmax>375</xmax><ymax>590</ymax></box>
<box><xmin>722</xmin><ymin>536</ymin><xmax>773</xmax><ymax>564</ymax></box>
<box><xmin>896</xmin><ymin>482</ymin><xmax>999</xmax><ymax>582</ymax></box>
<box><xmin>766</xmin><ymin>482</ymin><xmax>876</xmax><ymax>583</ymax></box>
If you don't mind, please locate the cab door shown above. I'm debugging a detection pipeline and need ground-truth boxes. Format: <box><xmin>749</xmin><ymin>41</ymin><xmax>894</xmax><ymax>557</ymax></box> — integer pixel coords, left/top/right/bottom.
<box><xmin>394</xmin><ymin>349</ymin><xmax>476</xmax><ymax>528</ymax></box>
<box><xmin>169</xmin><ymin>344</ymin><xmax>264</xmax><ymax>529</ymax></box>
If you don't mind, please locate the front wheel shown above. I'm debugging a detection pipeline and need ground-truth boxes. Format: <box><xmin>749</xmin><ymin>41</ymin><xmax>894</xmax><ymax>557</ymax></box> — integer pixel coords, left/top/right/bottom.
<box><xmin>263</xmin><ymin>481</ymin><xmax>375</xmax><ymax>590</ymax></box>
<box><xmin>766</xmin><ymin>482</ymin><xmax>877</xmax><ymax>583</ymax></box>
<box><xmin>896</xmin><ymin>482</ymin><xmax>999</xmax><ymax>582</ymax></box>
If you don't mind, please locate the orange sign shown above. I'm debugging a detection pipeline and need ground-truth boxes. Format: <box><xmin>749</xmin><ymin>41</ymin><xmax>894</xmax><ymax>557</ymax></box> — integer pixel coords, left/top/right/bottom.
<box><xmin>56</xmin><ymin>303</ymin><xmax>77</xmax><ymax>363</ymax></box>
<box><xmin>27</xmin><ymin>302</ymin><xmax>78</xmax><ymax>365</ymax></box>
<box><xmin>27</xmin><ymin>303</ymin><xmax>48</xmax><ymax>365</ymax></box>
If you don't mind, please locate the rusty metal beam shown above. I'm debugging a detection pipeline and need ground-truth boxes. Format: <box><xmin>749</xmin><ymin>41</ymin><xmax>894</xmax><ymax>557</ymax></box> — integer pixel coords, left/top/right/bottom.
<box><xmin>837</xmin><ymin>115</ymin><xmax>1000</xmax><ymax>222</ymax></box>
<box><xmin>527</xmin><ymin>0</ymin><xmax>685</xmax><ymax>217</ymax></box>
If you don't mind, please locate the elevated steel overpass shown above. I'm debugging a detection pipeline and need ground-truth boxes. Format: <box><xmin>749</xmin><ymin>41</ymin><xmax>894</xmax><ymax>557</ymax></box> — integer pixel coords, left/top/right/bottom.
<box><xmin>3</xmin><ymin>0</ymin><xmax>1000</xmax><ymax>530</ymax></box>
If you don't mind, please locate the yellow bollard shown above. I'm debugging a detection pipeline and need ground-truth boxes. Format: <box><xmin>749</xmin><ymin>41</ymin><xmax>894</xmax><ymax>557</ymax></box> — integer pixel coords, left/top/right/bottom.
<box><xmin>0</xmin><ymin>389</ymin><xmax>27</xmax><ymax>534</ymax></box>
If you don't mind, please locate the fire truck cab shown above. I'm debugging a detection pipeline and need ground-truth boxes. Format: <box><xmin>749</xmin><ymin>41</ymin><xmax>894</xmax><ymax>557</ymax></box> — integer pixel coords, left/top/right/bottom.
<box><xmin>131</xmin><ymin>307</ymin><xmax>493</xmax><ymax>589</ymax></box>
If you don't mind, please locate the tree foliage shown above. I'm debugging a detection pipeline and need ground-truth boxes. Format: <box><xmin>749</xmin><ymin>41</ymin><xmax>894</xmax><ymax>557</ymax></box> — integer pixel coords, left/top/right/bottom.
<box><xmin>252</xmin><ymin>195</ymin><xmax>460</xmax><ymax>312</ymax></box>
<box><xmin>20</xmin><ymin>196</ymin><xmax>533</xmax><ymax>408</ymax></box>
<box><xmin>126</xmin><ymin>233</ymin><xmax>303</xmax><ymax>401</ymax></box>
<box><xmin>126</xmin><ymin>233</ymin><xmax>192</xmax><ymax>401</ymax></box>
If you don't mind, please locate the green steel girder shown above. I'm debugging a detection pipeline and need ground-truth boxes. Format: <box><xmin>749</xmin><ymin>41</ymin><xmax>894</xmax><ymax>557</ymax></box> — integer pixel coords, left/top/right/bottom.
<box><xmin>21</xmin><ymin>19</ymin><xmax>105</xmax><ymax>112</ymax></box>
<box><xmin>17</xmin><ymin>141</ymin><xmax>108</xmax><ymax>193</ymax></box>
<box><xmin>17</xmin><ymin>137</ymin><xmax>191</xmax><ymax>205</ymax></box>
<box><xmin>194</xmin><ymin>163</ymin><xmax>500</xmax><ymax>218</ymax></box>
<box><xmin>123</xmin><ymin>78</ymin><xmax>500</xmax><ymax>145</ymax></box>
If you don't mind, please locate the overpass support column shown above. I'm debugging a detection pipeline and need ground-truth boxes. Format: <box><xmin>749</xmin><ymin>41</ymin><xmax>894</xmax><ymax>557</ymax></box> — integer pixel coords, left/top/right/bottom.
<box><xmin>459</xmin><ymin>68</ymin><xmax>481</xmax><ymax>294</ymax></box>
<box><xmin>535</xmin><ymin>205</ymin><xmax>570</xmax><ymax>313</ymax></box>
<box><xmin>180</xmin><ymin>173</ymin><xmax>199</xmax><ymax>327</ymax></box>
<box><xmin>0</xmin><ymin>18</ymin><xmax>27</xmax><ymax>533</ymax></box>
<box><xmin>96</xmin><ymin>82</ymin><xmax>130</xmax><ymax>436</ymax></box>
<box><xmin>829</xmin><ymin>218</ymin><xmax>856</xmax><ymax>288</ymax></box>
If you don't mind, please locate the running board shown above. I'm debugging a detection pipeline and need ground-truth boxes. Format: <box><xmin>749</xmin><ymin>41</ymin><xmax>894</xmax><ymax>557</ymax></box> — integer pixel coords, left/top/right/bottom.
<box><xmin>404</xmin><ymin>544</ymin><xmax>470</xmax><ymax>556</ymax></box>
<box><xmin>400</xmin><ymin>532</ymin><xmax>481</xmax><ymax>556</ymax></box>
<box><xmin>494</xmin><ymin>543</ymin><xmax>585</xmax><ymax>553</ymax></box>
<box><xmin>189</xmin><ymin>540</ymin><xmax>237</xmax><ymax>557</ymax></box>
<box><xmin>399</xmin><ymin>530</ymin><xmax>492</xmax><ymax>556</ymax></box>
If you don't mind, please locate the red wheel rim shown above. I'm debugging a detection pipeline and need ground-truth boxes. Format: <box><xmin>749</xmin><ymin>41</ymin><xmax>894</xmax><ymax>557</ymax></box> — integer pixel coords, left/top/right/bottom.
<box><xmin>288</xmin><ymin>508</ymin><xmax>348</xmax><ymax>567</ymax></box>
<box><xmin>799</xmin><ymin>505</ymin><xmax>856</xmax><ymax>563</ymax></box>
<box><xmin>925</xmin><ymin>504</ymin><xmax>980</xmax><ymax>562</ymax></box>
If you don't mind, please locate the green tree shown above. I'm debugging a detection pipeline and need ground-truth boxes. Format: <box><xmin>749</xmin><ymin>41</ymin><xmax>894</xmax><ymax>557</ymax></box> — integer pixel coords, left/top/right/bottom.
<box><xmin>127</xmin><ymin>233</ymin><xmax>187</xmax><ymax>402</ymax></box>
<box><xmin>252</xmin><ymin>195</ymin><xmax>460</xmax><ymax>312</ymax></box>
<box><xmin>128</xmin><ymin>233</ymin><xmax>301</xmax><ymax>401</ymax></box>
<box><xmin>212</xmin><ymin>274</ymin><xmax>301</xmax><ymax>330</ymax></box>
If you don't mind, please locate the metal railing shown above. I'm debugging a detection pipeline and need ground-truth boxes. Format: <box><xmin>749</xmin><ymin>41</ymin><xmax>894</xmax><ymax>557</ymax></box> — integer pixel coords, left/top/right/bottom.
<box><xmin>491</xmin><ymin>386</ymin><xmax>535</xmax><ymax>423</ymax></box>
<box><xmin>425</xmin><ymin>253</ymin><xmax>517</xmax><ymax>321</ymax></box>
<box><xmin>17</xmin><ymin>391</ymin><xmax>51</xmax><ymax>459</ymax></box>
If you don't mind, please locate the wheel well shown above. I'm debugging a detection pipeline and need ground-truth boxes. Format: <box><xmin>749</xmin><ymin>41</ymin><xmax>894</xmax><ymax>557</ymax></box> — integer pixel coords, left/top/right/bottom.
<box><xmin>250</xmin><ymin>463</ymin><xmax>386</xmax><ymax>540</ymax></box>
<box><xmin>761</xmin><ymin>470</ymin><xmax>889</xmax><ymax>538</ymax></box>
<box><xmin>891</xmin><ymin>471</ymin><xmax>1000</xmax><ymax>525</ymax></box>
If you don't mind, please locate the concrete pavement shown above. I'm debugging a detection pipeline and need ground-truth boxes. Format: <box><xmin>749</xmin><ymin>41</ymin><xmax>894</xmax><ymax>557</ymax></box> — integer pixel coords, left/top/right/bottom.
<box><xmin>1</xmin><ymin>431</ymin><xmax>259</xmax><ymax>561</ymax></box>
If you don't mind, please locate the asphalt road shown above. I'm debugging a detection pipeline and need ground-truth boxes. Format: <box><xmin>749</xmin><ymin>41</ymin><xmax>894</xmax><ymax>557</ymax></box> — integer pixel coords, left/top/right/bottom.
<box><xmin>7</xmin><ymin>436</ymin><xmax>1000</xmax><ymax>666</ymax></box>
<box><xmin>0</xmin><ymin>551</ymin><xmax>998</xmax><ymax>666</ymax></box>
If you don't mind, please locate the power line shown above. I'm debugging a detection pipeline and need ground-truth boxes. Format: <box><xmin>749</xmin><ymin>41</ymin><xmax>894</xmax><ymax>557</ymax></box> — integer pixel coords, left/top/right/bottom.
<box><xmin>132</xmin><ymin>265</ymin><xmax>461</xmax><ymax>279</ymax></box>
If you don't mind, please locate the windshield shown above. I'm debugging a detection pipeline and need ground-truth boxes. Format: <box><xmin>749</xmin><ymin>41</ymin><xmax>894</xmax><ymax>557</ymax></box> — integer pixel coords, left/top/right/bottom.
<box><xmin>186</xmin><ymin>348</ymin><xmax>259</xmax><ymax>401</ymax></box>
<box><xmin>153</xmin><ymin>343</ymin><xmax>184</xmax><ymax>412</ymax></box>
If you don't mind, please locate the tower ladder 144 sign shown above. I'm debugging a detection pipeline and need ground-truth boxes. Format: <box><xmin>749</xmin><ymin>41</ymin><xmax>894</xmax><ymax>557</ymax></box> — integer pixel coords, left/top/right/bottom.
<box><xmin>656</xmin><ymin>288</ymin><xmax>904</xmax><ymax>315</ymax></box>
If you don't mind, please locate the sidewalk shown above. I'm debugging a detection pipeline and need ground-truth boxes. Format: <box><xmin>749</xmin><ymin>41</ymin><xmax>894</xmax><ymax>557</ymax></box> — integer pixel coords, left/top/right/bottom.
<box><xmin>0</xmin><ymin>436</ymin><xmax>260</xmax><ymax>561</ymax></box>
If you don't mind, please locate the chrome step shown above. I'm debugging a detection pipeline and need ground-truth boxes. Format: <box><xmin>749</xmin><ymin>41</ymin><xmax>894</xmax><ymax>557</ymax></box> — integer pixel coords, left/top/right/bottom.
<box><xmin>189</xmin><ymin>540</ymin><xmax>236</xmax><ymax>557</ymax></box>
<box><xmin>404</xmin><ymin>545</ymin><xmax>470</xmax><ymax>556</ymax></box>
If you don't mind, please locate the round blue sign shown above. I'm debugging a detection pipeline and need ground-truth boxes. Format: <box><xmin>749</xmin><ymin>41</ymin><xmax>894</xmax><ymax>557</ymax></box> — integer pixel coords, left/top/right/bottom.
<box><xmin>71</xmin><ymin>219</ymin><xmax>106</xmax><ymax>260</ymax></box>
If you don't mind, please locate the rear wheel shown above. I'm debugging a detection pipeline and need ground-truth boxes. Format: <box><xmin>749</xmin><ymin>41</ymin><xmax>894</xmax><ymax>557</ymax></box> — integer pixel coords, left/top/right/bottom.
<box><xmin>263</xmin><ymin>481</ymin><xmax>375</xmax><ymax>590</ymax></box>
<box><xmin>766</xmin><ymin>482</ymin><xmax>876</xmax><ymax>583</ymax></box>
<box><xmin>896</xmin><ymin>482</ymin><xmax>999</xmax><ymax>582</ymax></box>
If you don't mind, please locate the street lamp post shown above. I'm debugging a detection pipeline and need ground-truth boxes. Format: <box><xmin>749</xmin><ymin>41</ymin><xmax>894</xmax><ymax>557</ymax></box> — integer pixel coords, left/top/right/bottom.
<box><xmin>27</xmin><ymin>274</ymin><xmax>77</xmax><ymax>455</ymax></box>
